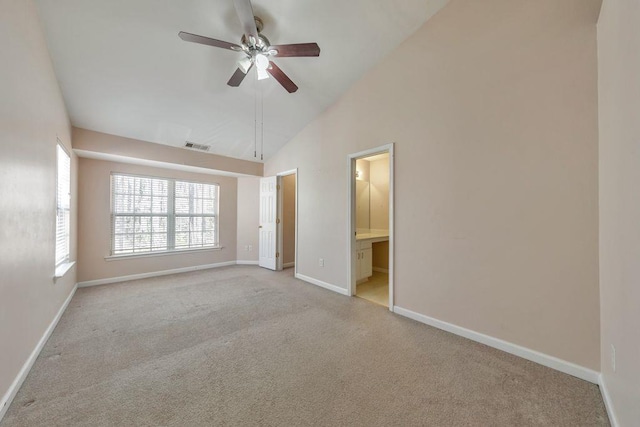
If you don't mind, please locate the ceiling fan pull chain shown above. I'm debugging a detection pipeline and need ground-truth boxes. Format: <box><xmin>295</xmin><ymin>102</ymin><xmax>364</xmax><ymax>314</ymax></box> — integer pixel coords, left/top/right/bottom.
<box><xmin>254</xmin><ymin>71</ymin><xmax>258</xmax><ymax>158</ymax></box>
<box><xmin>261</xmin><ymin>80</ymin><xmax>264</xmax><ymax>161</ymax></box>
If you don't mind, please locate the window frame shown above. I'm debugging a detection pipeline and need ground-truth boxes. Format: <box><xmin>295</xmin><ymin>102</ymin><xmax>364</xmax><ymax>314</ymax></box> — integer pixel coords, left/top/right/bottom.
<box><xmin>109</xmin><ymin>172</ymin><xmax>221</xmax><ymax>258</ymax></box>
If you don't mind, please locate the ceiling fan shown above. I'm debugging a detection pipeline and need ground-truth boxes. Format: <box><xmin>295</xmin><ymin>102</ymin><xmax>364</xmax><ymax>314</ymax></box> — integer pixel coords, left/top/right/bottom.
<box><xmin>179</xmin><ymin>0</ymin><xmax>320</xmax><ymax>93</ymax></box>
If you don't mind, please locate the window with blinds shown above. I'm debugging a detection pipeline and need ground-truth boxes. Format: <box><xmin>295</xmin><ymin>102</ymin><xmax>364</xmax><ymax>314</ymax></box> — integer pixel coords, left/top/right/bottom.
<box><xmin>55</xmin><ymin>144</ymin><xmax>71</xmax><ymax>266</ymax></box>
<box><xmin>111</xmin><ymin>173</ymin><xmax>219</xmax><ymax>255</ymax></box>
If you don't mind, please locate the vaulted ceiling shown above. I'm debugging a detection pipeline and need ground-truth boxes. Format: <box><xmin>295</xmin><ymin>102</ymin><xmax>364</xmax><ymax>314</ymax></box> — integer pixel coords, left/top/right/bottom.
<box><xmin>35</xmin><ymin>0</ymin><xmax>448</xmax><ymax>161</ymax></box>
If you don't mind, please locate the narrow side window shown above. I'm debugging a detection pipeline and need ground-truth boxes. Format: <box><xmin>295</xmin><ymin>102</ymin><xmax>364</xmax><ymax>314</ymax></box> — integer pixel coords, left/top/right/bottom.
<box><xmin>55</xmin><ymin>144</ymin><xmax>71</xmax><ymax>266</ymax></box>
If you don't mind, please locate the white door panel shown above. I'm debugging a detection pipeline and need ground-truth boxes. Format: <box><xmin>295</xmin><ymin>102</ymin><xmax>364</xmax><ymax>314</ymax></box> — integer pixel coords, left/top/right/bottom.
<box><xmin>259</xmin><ymin>176</ymin><xmax>277</xmax><ymax>270</ymax></box>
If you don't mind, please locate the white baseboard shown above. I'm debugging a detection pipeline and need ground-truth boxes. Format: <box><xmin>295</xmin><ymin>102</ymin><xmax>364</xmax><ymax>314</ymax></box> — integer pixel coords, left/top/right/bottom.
<box><xmin>236</xmin><ymin>260</ymin><xmax>259</xmax><ymax>265</ymax></box>
<box><xmin>295</xmin><ymin>273</ymin><xmax>349</xmax><ymax>296</ymax></box>
<box><xmin>598</xmin><ymin>375</ymin><xmax>619</xmax><ymax>427</ymax></box>
<box><xmin>372</xmin><ymin>267</ymin><xmax>389</xmax><ymax>274</ymax></box>
<box><xmin>392</xmin><ymin>306</ymin><xmax>599</xmax><ymax>384</ymax></box>
<box><xmin>0</xmin><ymin>284</ymin><xmax>77</xmax><ymax>422</ymax></box>
<box><xmin>283</xmin><ymin>262</ymin><xmax>295</xmax><ymax>268</ymax></box>
<box><xmin>77</xmin><ymin>261</ymin><xmax>237</xmax><ymax>287</ymax></box>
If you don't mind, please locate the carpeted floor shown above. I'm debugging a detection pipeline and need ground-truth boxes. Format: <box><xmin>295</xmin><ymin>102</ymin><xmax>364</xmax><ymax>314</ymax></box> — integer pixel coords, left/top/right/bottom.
<box><xmin>2</xmin><ymin>266</ymin><xmax>609</xmax><ymax>426</ymax></box>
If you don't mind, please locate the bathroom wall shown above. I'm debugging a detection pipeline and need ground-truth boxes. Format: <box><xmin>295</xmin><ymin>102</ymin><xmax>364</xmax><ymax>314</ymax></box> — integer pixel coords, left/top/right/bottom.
<box><xmin>355</xmin><ymin>159</ymin><xmax>371</xmax><ymax>230</ymax></box>
<box><xmin>369</xmin><ymin>157</ymin><xmax>390</xmax><ymax>231</ymax></box>
<box><xmin>372</xmin><ymin>242</ymin><xmax>389</xmax><ymax>271</ymax></box>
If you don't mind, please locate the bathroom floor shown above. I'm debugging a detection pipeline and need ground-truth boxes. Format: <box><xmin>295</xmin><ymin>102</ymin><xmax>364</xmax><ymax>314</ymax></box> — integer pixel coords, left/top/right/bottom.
<box><xmin>356</xmin><ymin>271</ymin><xmax>389</xmax><ymax>307</ymax></box>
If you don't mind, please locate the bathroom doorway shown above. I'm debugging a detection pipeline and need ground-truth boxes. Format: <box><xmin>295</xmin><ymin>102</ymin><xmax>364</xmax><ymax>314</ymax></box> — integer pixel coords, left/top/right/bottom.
<box><xmin>348</xmin><ymin>144</ymin><xmax>394</xmax><ymax>310</ymax></box>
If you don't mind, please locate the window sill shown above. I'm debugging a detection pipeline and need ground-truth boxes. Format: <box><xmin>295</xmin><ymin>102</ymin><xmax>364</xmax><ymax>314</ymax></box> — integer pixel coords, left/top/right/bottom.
<box><xmin>105</xmin><ymin>246</ymin><xmax>224</xmax><ymax>261</ymax></box>
<box><xmin>54</xmin><ymin>261</ymin><xmax>76</xmax><ymax>281</ymax></box>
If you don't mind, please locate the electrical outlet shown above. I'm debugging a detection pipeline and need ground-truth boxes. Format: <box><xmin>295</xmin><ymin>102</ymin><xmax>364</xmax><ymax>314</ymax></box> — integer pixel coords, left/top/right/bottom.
<box><xmin>319</xmin><ymin>258</ymin><xmax>324</xmax><ymax>267</ymax></box>
<box><xmin>611</xmin><ymin>344</ymin><xmax>616</xmax><ymax>372</ymax></box>
<box><xmin>248</xmin><ymin>245</ymin><xmax>252</xmax><ymax>251</ymax></box>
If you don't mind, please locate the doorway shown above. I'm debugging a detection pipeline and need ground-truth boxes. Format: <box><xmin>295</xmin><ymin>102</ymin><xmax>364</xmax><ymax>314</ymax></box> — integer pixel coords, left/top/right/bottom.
<box><xmin>348</xmin><ymin>144</ymin><xmax>394</xmax><ymax>310</ymax></box>
<box><xmin>277</xmin><ymin>170</ymin><xmax>297</xmax><ymax>271</ymax></box>
<box><xmin>258</xmin><ymin>170</ymin><xmax>298</xmax><ymax>272</ymax></box>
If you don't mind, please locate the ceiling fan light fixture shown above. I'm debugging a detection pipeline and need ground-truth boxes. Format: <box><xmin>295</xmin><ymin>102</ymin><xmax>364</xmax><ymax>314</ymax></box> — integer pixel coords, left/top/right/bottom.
<box><xmin>255</xmin><ymin>53</ymin><xmax>269</xmax><ymax>71</ymax></box>
<box><xmin>238</xmin><ymin>57</ymin><xmax>252</xmax><ymax>74</ymax></box>
<box><xmin>257</xmin><ymin>67</ymin><xmax>270</xmax><ymax>80</ymax></box>
<box><xmin>178</xmin><ymin>0</ymin><xmax>319</xmax><ymax>94</ymax></box>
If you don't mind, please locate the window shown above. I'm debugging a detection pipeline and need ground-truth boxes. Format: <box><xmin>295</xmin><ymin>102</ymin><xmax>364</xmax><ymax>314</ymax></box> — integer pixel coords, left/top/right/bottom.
<box><xmin>111</xmin><ymin>174</ymin><xmax>219</xmax><ymax>256</ymax></box>
<box><xmin>55</xmin><ymin>144</ymin><xmax>71</xmax><ymax>267</ymax></box>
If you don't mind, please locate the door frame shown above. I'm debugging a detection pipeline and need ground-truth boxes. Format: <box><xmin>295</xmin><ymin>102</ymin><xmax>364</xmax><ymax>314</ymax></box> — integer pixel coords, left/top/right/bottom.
<box><xmin>276</xmin><ymin>169</ymin><xmax>298</xmax><ymax>274</ymax></box>
<box><xmin>347</xmin><ymin>143</ymin><xmax>395</xmax><ymax>310</ymax></box>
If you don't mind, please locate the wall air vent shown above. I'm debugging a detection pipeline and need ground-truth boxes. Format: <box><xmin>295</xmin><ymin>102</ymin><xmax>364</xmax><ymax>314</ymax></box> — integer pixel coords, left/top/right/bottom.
<box><xmin>184</xmin><ymin>141</ymin><xmax>211</xmax><ymax>152</ymax></box>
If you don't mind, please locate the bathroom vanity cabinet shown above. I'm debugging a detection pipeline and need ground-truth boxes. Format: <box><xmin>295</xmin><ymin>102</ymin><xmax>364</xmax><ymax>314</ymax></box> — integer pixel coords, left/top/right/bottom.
<box><xmin>355</xmin><ymin>231</ymin><xmax>388</xmax><ymax>282</ymax></box>
<box><xmin>356</xmin><ymin>240</ymin><xmax>373</xmax><ymax>281</ymax></box>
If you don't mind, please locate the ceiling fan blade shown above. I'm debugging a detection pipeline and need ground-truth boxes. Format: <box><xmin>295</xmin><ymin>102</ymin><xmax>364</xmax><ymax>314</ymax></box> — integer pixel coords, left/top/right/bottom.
<box><xmin>179</xmin><ymin>31</ymin><xmax>242</xmax><ymax>51</ymax></box>
<box><xmin>271</xmin><ymin>43</ymin><xmax>321</xmax><ymax>57</ymax></box>
<box><xmin>227</xmin><ymin>64</ymin><xmax>253</xmax><ymax>87</ymax></box>
<box><xmin>267</xmin><ymin>61</ymin><xmax>298</xmax><ymax>93</ymax></box>
<box><xmin>234</xmin><ymin>0</ymin><xmax>258</xmax><ymax>42</ymax></box>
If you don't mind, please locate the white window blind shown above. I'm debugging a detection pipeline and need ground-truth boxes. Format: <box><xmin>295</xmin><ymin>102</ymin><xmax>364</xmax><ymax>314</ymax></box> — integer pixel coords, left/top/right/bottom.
<box><xmin>111</xmin><ymin>174</ymin><xmax>219</xmax><ymax>255</ymax></box>
<box><xmin>55</xmin><ymin>144</ymin><xmax>71</xmax><ymax>266</ymax></box>
<box><xmin>174</xmin><ymin>180</ymin><xmax>218</xmax><ymax>249</ymax></box>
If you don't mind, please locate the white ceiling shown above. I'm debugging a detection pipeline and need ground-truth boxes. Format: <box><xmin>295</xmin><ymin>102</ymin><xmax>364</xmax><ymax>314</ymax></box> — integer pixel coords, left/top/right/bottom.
<box><xmin>35</xmin><ymin>0</ymin><xmax>448</xmax><ymax>162</ymax></box>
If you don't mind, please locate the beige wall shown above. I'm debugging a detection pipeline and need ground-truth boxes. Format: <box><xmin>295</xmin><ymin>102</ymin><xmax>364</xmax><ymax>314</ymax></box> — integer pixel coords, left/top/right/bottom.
<box><xmin>236</xmin><ymin>177</ymin><xmax>260</xmax><ymax>263</ymax></box>
<box><xmin>266</xmin><ymin>0</ymin><xmax>601</xmax><ymax>370</ymax></box>
<box><xmin>77</xmin><ymin>158</ymin><xmax>237</xmax><ymax>282</ymax></box>
<box><xmin>0</xmin><ymin>0</ymin><xmax>77</xmax><ymax>413</ymax></box>
<box><xmin>282</xmin><ymin>174</ymin><xmax>296</xmax><ymax>265</ymax></box>
<box><xmin>369</xmin><ymin>158</ymin><xmax>389</xmax><ymax>231</ymax></box>
<box><xmin>73</xmin><ymin>127</ymin><xmax>263</xmax><ymax>177</ymax></box>
<box><xmin>597</xmin><ymin>0</ymin><xmax>640</xmax><ymax>423</ymax></box>
<box><xmin>355</xmin><ymin>160</ymin><xmax>371</xmax><ymax>230</ymax></box>
<box><xmin>355</xmin><ymin>159</ymin><xmax>370</xmax><ymax>182</ymax></box>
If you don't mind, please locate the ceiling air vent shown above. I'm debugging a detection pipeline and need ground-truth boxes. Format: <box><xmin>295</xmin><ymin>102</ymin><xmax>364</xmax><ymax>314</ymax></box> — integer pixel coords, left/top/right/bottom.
<box><xmin>184</xmin><ymin>141</ymin><xmax>210</xmax><ymax>152</ymax></box>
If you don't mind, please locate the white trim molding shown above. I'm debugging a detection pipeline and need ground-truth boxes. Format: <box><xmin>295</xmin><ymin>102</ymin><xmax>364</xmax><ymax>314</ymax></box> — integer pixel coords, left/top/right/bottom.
<box><xmin>0</xmin><ymin>284</ymin><xmax>77</xmax><ymax>422</ymax></box>
<box><xmin>236</xmin><ymin>260</ymin><xmax>259</xmax><ymax>265</ymax></box>
<box><xmin>54</xmin><ymin>261</ymin><xmax>76</xmax><ymax>280</ymax></box>
<box><xmin>598</xmin><ymin>375</ymin><xmax>619</xmax><ymax>427</ymax></box>
<box><xmin>392</xmin><ymin>306</ymin><xmax>600</xmax><ymax>384</ymax></box>
<box><xmin>295</xmin><ymin>273</ymin><xmax>350</xmax><ymax>296</ymax></box>
<box><xmin>283</xmin><ymin>262</ymin><xmax>295</xmax><ymax>268</ymax></box>
<box><xmin>77</xmin><ymin>261</ymin><xmax>237</xmax><ymax>287</ymax></box>
<box><xmin>105</xmin><ymin>246</ymin><xmax>223</xmax><ymax>261</ymax></box>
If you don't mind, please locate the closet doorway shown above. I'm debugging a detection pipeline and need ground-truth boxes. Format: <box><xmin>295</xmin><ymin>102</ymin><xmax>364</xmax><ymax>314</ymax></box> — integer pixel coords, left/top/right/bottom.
<box><xmin>277</xmin><ymin>170</ymin><xmax>297</xmax><ymax>271</ymax></box>
<box><xmin>258</xmin><ymin>169</ymin><xmax>297</xmax><ymax>273</ymax></box>
<box><xmin>348</xmin><ymin>144</ymin><xmax>394</xmax><ymax>310</ymax></box>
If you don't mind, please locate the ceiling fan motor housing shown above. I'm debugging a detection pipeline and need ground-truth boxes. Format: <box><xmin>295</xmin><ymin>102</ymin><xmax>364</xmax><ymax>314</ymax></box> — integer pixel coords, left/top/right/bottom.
<box><xmin>241</xmin><ymin>16</ymin><xmax>270</xmax><ymax>51</ymax></box>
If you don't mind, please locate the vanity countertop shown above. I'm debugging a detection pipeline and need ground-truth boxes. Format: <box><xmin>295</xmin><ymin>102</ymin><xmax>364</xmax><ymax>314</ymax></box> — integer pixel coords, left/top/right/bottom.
<box><xmin>356</xmin><ymin>230</ymin><xmax>389</xmax><ymax>242</ymax></box>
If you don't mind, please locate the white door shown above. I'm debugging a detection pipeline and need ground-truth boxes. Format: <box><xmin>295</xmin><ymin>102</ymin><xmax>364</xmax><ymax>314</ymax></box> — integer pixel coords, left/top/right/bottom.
<box><xmin>259</xmin><ymin>176</ymin><xmax>278</xmax><ymax>270</ymax></box>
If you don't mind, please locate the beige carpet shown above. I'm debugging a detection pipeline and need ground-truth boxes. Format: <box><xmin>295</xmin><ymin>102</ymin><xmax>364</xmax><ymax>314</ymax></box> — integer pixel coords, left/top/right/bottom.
<box><xmin>2</xmin><ymin>266</ymin><xmax>609</xmax><ymax>426</ymax></box>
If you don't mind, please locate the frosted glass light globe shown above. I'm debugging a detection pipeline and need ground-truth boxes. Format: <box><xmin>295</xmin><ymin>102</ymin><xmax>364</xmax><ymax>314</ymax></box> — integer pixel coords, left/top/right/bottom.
<box><xmin>255</xmin><ymin>54</ymin><xmax>269</xmax><ymax>71</ymax></box>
